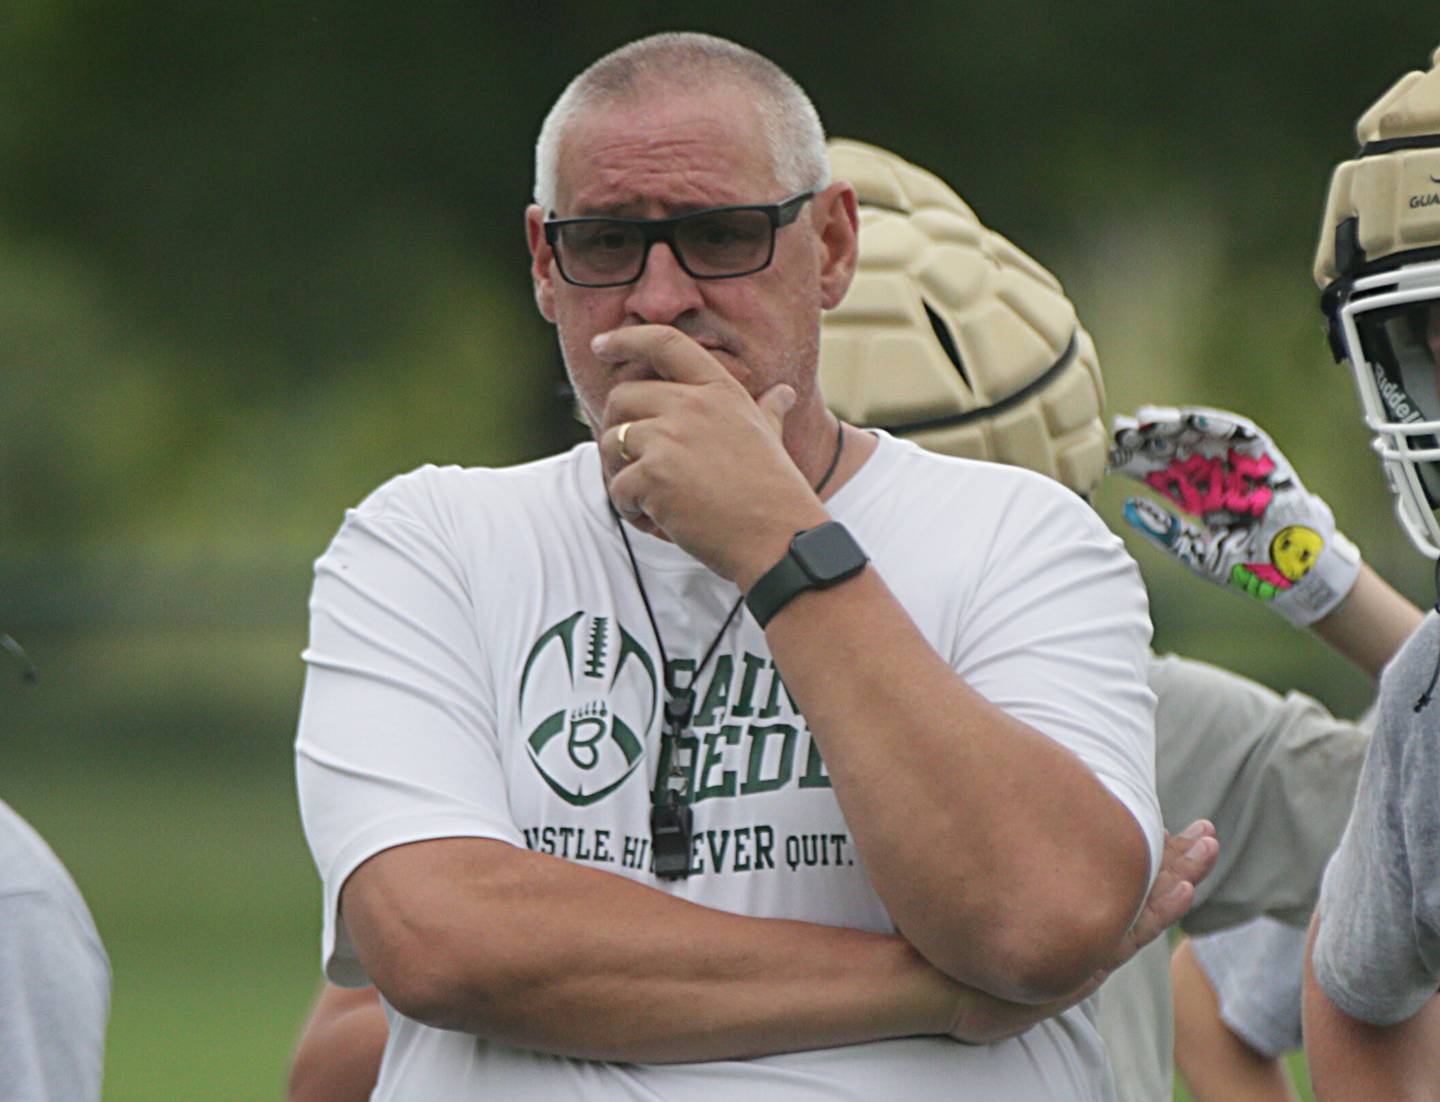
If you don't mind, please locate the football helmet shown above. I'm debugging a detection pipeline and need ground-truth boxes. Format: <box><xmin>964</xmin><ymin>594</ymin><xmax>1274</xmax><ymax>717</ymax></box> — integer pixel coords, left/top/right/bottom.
<box><xmin>1316</xmin><ymin>45</ymin><xmax>1440</xmax><ymax>559</ymax></box>
<box><xmin>821</xmin><ymin>139</ymin><xmax>1108</xmax><ymax>496</ymax></box>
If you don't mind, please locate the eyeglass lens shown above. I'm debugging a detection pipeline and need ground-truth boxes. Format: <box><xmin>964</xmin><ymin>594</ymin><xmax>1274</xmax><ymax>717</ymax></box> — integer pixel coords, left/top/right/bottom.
<box><xmin>555</xmin><ymin>209</ymin><xmax>774</xmax><ymax>285</ymax></box>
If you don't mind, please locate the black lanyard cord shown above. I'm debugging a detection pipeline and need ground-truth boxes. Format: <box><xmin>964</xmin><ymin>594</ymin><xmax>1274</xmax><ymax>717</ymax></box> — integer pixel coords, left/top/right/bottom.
<box><xmin>610</xmin><ymin>418</ymin><xmax>847</xmax><ymax>877</ymax></box>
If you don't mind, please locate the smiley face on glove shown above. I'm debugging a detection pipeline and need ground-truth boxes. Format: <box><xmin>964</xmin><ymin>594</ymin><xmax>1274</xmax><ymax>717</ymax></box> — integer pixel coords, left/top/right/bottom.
<box><xmin>1271</xmin><ymin>525</ymin><xmax>1324</xmax><ymax>583</ymax></box>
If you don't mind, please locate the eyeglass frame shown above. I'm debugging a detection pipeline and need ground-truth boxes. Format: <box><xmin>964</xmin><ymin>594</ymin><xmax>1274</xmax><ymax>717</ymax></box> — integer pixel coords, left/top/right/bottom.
<box><xmin>541</xmin><ymin>190</ymin><xmax>816</xmax><ymax>288</ymax></box>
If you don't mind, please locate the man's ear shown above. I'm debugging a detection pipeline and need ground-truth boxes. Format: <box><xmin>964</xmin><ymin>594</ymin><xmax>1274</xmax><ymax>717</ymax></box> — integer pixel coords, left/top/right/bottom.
<box><xmin>526</xmin><ymin>204</ymin><xmax>557</xmax><ymax>322</ymax></box>
<box><xmin>815</xmin><ymin>182</ymin><xmax>859</xmax><ymax>311</ymax></box>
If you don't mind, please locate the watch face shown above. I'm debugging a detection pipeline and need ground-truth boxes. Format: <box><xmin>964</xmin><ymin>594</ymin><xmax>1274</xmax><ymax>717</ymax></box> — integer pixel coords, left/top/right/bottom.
<box><xmin>793</xmin><ymin>522</ymin><xmax>867</xmax><ymax>583</ymax></box>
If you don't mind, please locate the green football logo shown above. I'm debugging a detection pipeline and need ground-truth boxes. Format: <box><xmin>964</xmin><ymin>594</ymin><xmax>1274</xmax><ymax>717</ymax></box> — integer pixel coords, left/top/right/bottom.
<box><xmin>519</xmin><ymin>611</ymin><xmax>657</xmax><ymax>806</ymax></box>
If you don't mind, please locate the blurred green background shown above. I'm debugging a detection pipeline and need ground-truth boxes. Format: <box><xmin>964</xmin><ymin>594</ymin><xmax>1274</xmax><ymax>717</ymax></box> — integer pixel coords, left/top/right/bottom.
<box><xmin>2</xmin><ymin>5</ymin><xmax>1437</xmax><ymax>1098</ymax></box>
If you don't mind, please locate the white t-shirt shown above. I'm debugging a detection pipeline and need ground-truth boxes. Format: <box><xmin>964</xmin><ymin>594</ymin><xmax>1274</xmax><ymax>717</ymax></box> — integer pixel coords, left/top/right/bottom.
<box><xmin>296</xmin><ymin>432</ymin><xmax>1162</xmax><ymax>1101</ymax></box>
<box><xmin>0</xmin><ymin>798</ymin><xmax>110</xmax><ymax>1102</ymax></box>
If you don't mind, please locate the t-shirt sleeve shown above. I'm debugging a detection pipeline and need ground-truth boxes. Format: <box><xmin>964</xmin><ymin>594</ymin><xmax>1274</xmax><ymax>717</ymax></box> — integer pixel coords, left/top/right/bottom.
<box><xmin>1188</xmin><ymin>917</ymin><xmax>1306</xmax><ymax>1057</ymax></box>
<box><xmin>1312</xmin><ymin>688</ymin><xmax>1440</xmax><ymax>1025</ymax></box>
<box><xmin>950</xmin><ymin>478</ymin><xmax>1164</xmax><ymax>883</ymax></box>
<box><xmin>0</xmin><ymin>889</ymin><xmax>110</xmax><ymax>1101</ymax></box>
<box><xmin>1148</xmin><ymin>652</ymin><xmax>1368</xmax><ymax>933</ymax></box>
<box><xmin>295</xmin><ymin>471</ymin><xmax>524</xmax><ymax>986</ymax></box>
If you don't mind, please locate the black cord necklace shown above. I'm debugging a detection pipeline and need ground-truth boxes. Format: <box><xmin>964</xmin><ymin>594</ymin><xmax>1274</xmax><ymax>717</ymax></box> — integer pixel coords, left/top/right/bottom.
<box><xmin>1413</xmin><ymin>557</ymin><xmax>1440</xmax><ymax>713</ymax></box>
<box><xmin>613</xmin><ymin>418</ymin><xmax>846</xmax><ymax>878</ymax></box>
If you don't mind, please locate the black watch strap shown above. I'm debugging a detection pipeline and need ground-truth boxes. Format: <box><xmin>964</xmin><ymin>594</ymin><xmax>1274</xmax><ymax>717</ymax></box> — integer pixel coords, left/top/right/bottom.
<box><xmin>745</xmin><ymin>521</ymin><xmax>868</xmax><ymax>628</ymax></box>
<box><xmin>746</xmin><ymin>553</ymin><xmax>812</xmax><ymax>629</ymax></box>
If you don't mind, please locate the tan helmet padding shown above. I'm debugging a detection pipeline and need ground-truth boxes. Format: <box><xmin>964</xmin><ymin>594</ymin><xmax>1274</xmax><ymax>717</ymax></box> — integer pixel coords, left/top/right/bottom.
<box><xmin>1315</xmin><ymin>45</ymin><xmax>1440</xmax><ymax>288</ymax></box>
<box><xmin>821</xmin><ymin>139</ymin><xmax>1107</xmax><ymax>495</ymax></box>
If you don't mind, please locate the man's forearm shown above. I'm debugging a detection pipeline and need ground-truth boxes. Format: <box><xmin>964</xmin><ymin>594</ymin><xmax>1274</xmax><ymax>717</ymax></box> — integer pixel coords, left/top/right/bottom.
<box><xmin>342</xmin><ymin>819</ymin><xmax>1214</xmax><ymax>1062</ymax></box>
<box><xmin>762</xmin><ymin>567</ymin><xmax>1151</xmax><ymax>1002</ymax></box>
<box><xmin>343</xmin><ymin>837</ymin><xmax>960</xmax><ymax>1063</ymax></box>
<box><xmin>596</xmin><ymin>342</ymin><xmax>1153</xmax><ymax>1002</ymax></box>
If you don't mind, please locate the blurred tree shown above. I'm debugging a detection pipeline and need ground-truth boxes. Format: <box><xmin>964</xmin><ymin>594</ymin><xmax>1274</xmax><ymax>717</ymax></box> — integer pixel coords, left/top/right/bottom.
<box><xmin>1</xmin><ymin>0</ymin><xmax>1434</xmax><ymax>740</ymax></box>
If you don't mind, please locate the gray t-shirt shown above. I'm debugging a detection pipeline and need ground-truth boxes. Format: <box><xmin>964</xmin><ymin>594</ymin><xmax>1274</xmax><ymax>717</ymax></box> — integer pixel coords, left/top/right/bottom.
<box><xmin>0</xmin><ymin>797</ymin><xmax>110</xmax><ymax>1101</ymax></box>
<box><xmin>1313</xmin><ymin>611</ymin><xmax>1440</xmax><ymax>1026</ymax></box>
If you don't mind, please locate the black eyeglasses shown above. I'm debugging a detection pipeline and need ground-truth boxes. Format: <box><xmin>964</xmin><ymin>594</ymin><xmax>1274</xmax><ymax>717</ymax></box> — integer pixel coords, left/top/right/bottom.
<box><xmin>543</xmin><ymin>190</ymin><xmax>815</xmax><ymax>288</ymax></box>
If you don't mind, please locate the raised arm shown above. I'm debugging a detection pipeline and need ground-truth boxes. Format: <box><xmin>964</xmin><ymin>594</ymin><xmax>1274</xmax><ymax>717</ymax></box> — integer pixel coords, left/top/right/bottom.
<box><xmin>599</xmin><ymin>327</ymin><xmax>1159</xmax><ymax>1004</ymax></box>
<box><xmin>753</xmin><ymin>545</ymin><xmax>1152</xmax><ymax>1001</ymax></box>
<box><xmin>1110</xmin><ymin>406</ymin><xmax>1421</xmax><ymax>680</ymax></box>
<box><xmin>1308</xmin><ymin>563</ymin><xmax>1423</xmax><ymax>680</ymax></box>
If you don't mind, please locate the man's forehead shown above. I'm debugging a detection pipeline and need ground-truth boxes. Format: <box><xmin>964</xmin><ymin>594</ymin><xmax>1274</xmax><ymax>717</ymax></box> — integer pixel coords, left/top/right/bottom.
<box><xmin>553</xmin><ymin>89</ymin><xmax>777</xmax><ymax>216</ymax></box>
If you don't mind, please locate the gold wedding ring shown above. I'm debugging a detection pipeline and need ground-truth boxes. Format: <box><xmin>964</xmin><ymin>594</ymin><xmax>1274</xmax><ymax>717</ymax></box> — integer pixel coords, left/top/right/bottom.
<box><xmin>617</xmin><ymin>420</ymin><xmax>635</xmax><ymax>462</ymax></box>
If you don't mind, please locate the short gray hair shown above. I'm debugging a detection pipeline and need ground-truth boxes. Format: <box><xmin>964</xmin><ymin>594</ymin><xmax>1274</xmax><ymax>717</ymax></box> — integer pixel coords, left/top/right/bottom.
<box><xmin>534</xmin><ymin>32</ymin><xmax>830</xmax><ymax>211</ymax></box>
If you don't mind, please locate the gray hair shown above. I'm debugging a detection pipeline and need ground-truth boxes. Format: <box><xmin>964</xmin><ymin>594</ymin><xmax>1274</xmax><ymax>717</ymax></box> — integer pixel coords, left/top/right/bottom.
<box><xmin>534</xmin><ymin>32</ymin><xmax>830</xmax><ymax>211</ymax></box>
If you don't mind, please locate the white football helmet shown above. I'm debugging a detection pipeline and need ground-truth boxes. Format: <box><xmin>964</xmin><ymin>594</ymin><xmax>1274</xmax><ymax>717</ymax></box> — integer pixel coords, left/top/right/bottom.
<box><xmin>821</xmin><ymin>139</ymin><xmax>1107</xmax><ymax>496</ymax></box>
<box><xmin>1316</xmin><ymin>46</ymin><xmax>1440</xmax><ymax>559</ymax></box>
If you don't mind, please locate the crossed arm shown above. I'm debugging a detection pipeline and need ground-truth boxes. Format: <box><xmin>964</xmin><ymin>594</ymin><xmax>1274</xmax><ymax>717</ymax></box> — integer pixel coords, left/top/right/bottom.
<box><xmin>293</xmin><ymin>823</ymin><xmax>1215</xmax><ymax>1099</ymax></box>
<box><xmin>595</xmin><ymin>325</ymin><xmax>1158</xmax><ymax>1002</ymax></box>
<box><xmin>344</xmin><ymin>836</ymin><xmax>959</xmax><ymax>1063</ymax></box>
<box><xmin>331</xmin><ymin>588</ymin><xmax>1159</xmax><ymax>1063</ymax></box>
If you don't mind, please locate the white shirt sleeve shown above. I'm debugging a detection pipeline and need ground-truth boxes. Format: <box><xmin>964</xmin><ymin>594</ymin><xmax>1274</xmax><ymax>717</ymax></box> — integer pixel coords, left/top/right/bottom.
<box><xmin>944</xmin><ymin>476</ymin><xmax>1163</xmax><ymax>882</ymax></box>
<box><xmin>295</xmin><ymin>472</ymin><xmax>524</xmax><ymax>986</ymax></box>
<box><xmin>0</xmin><ymin>801</ymin><xmax>110</xmax><ymax>1102</ymax></box>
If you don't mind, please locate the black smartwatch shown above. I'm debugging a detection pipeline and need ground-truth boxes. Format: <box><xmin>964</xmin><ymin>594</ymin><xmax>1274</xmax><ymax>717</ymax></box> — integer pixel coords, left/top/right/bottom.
<box><xmin>745</xmin><ymin>521</ymin><xmax>869</xmax><ymax>628</ymax></box>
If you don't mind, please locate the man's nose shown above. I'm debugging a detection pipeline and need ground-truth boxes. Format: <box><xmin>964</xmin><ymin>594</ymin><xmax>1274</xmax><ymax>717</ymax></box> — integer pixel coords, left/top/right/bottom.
<box><xmin>624</xmin><ymin>241</ymin><xmax>705</xmax><ymax>324</ymax></box>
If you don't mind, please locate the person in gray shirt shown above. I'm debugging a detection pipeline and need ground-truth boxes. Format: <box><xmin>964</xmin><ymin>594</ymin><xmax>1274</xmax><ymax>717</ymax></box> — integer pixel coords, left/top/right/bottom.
<box><xmin>1303</xmin><ymin>42</ymin><xmax>1440</xmax><ymax>1101</ymax></box>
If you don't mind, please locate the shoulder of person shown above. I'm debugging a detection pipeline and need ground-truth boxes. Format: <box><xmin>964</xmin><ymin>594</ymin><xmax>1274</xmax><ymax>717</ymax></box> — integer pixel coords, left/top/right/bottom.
<box><xmin>0</xmin><ymin>800</ymin><xmax>96</xmax><ymax>930</ymax></box>
<box><xmin>343</xmin><ymin>445</ymin><xmax>590</xmax><ymax>530</ymax></box>
<box><xmin>877</xmin><ymin>433</ymin><xmax>1101</xmax><ymax>520</ymax></box>
<box><xmin>863</xmin><ymin>436</ymin><xmax>1133</xmax><ymax>601</ymax></box>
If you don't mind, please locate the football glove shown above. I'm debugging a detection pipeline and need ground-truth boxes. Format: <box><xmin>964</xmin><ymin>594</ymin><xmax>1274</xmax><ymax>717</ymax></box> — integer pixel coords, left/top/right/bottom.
<box><xmin>1109</xmin><ymin>406</ymin><xmax>1360</xmax><ymax>627</ymax></box>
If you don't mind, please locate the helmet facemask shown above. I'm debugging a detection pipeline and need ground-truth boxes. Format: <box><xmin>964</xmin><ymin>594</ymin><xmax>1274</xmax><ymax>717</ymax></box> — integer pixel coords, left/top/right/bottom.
<box><xmin>1334</xmin><ymin>259</ymin><xmax>1440</xmax><ymax>557</ymax></box>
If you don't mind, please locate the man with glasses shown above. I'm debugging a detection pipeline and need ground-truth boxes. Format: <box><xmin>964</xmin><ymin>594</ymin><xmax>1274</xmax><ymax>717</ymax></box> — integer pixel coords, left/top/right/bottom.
<box><xmin>1302</xmin><ymin>44</ymin><xmax>1440</xmax><ymax>1100</ymax></box>
<box><xmin>295</xmin><ymin>32</ymin><xmax>1194</xmax><ymax>1100</ymax></box>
